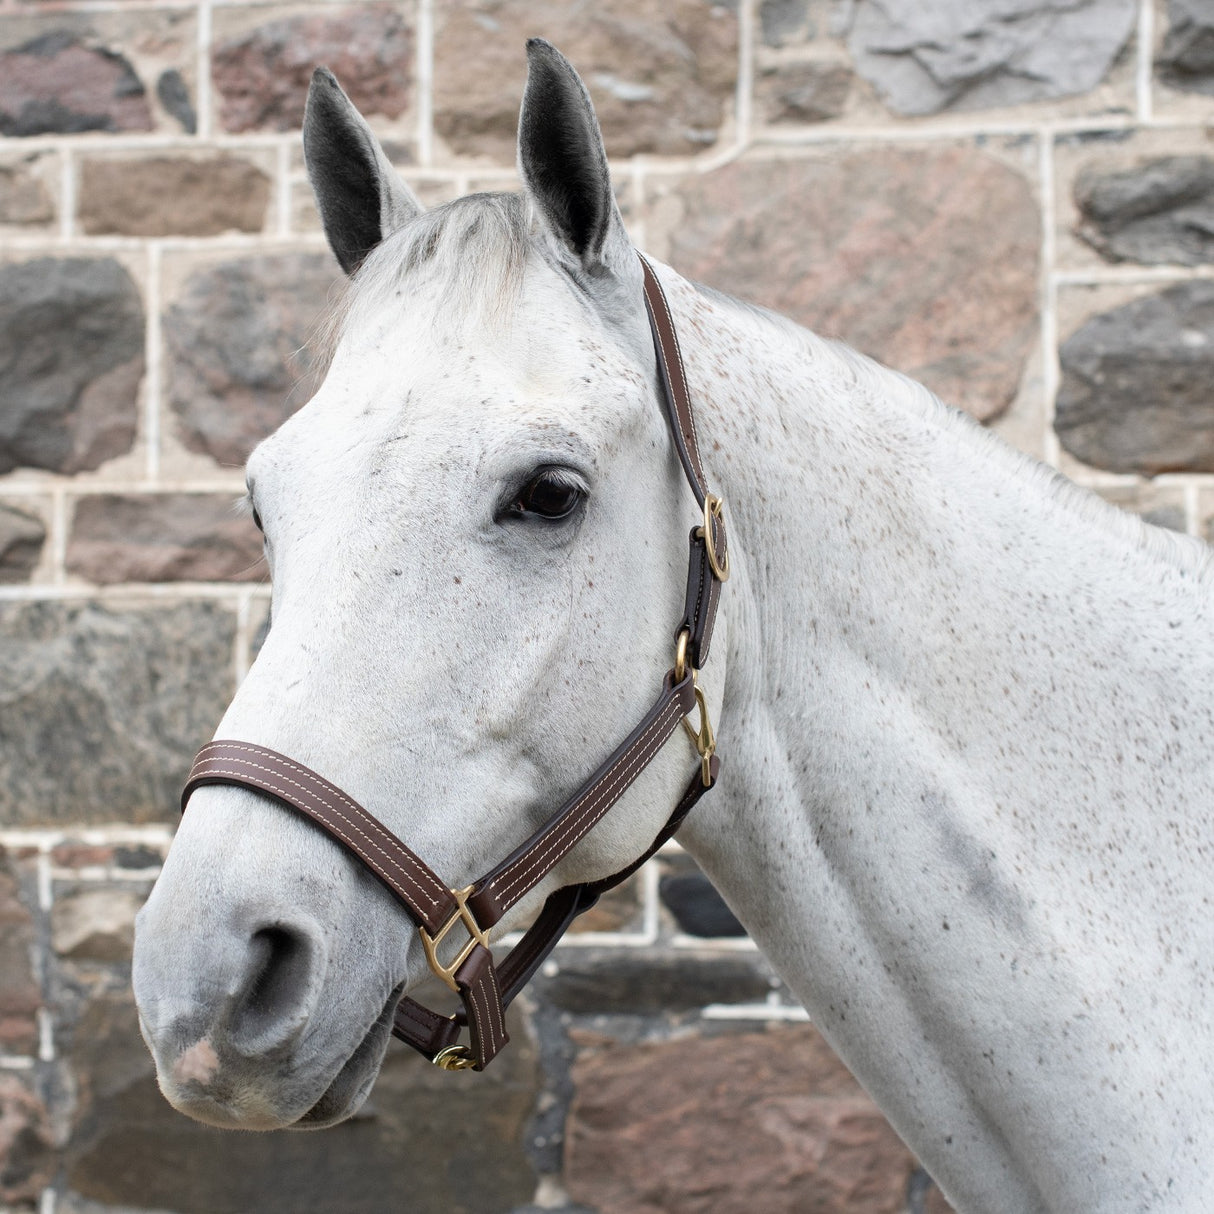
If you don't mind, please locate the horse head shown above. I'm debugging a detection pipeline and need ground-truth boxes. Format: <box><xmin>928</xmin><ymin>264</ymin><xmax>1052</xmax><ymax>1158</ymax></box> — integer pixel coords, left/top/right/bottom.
<box><xmin>133</xmin><ymin>41</ymin><xmax>724</xmax><ymax>1129</ymax></box>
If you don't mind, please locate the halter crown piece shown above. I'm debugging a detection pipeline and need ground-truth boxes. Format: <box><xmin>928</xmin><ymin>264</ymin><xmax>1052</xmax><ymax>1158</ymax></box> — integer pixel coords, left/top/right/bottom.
<box><xmin>181</xmin><ymin>254</ymin><xmax>729</xmax><ymax>1071</ymax></box>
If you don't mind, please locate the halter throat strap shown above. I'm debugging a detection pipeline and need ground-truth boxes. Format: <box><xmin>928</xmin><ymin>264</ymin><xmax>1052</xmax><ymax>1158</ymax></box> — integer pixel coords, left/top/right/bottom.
<box><xmin>180</xmin><ymin>254</ymin><xmax>728</xmax><ymax>1071</ymax></box>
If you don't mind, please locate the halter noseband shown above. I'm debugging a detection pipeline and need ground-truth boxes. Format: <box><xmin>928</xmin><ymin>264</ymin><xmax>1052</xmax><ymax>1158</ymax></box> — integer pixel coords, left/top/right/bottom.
<box><xmin>180</xmin><ymin>254</ymin><xmax>729</xmax><ymax>1072</ymax></box>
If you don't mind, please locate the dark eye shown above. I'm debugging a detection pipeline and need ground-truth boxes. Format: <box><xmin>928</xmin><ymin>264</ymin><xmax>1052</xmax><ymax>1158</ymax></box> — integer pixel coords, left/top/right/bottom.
<box><xmin>507</xmin><ymin>469</ymin><xmax>586</xmax><ymax>521</ymax></box>
<box><xmin>251</xmin><ymin>505</ymin><xmax>264</xmax><ymax>533</ymax></box>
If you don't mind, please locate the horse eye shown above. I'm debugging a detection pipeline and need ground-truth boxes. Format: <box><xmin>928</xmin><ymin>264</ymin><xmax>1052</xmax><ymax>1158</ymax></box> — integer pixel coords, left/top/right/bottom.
<box><xmin>510</xmin><ymin>470</ymin><xmax>586</xmax><ymax>521</ymax></box>
<box><xmin>251</xmin><ymin>505</ymin><xmax>264</xmax><ymax>533</ymax></box>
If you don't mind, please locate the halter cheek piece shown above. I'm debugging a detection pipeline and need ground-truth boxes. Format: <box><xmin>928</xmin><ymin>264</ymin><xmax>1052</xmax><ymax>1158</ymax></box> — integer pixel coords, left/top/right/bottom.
<box><xmin>181</xmin><ymin>254</ymin><xmax>729</xmax><ymax>1072</ymax></box>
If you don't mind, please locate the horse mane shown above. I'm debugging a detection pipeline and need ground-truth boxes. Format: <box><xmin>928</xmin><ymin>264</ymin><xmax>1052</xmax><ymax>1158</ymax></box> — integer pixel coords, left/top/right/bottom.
<box><xmin>698</xmin><ymin>282</ymin><xmax>1214</xmax><ymax>586</ymax></box>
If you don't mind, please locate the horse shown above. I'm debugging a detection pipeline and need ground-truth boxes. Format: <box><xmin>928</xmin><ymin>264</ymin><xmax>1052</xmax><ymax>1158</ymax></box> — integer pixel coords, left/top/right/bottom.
<box><xmin>132</xmin><ymin>40</ymin><xmax>1214</xmax><ymax>1214</ymax></box>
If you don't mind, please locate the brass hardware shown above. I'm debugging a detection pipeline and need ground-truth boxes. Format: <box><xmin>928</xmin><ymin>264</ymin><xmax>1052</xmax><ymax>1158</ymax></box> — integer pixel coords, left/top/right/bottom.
<box><xmin>418</xmin><ymin>885</ymin><xmax>490</xmax><ymax>994</ymax></box>
<box><xmin>674</xmin><ymin>628</ymin><xmax>690</xmax><ymax>683</ymax></box>
<box><xmin>432</xmin><ymin>1045</ymin><xmax>476</xmax><ymax>1071</ymax></box>
<box><xmin>696</xmin><ymin>494</ymin><xmax>730</xmax><ymax>583</ymax></box>
<box><xmin>682</xmin><ymin>683</ymin><xmax>717</xmax><ymax>787</ymax></box>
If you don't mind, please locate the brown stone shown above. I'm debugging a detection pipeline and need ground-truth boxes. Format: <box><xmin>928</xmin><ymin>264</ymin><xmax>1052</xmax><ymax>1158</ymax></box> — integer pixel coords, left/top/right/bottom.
<box><xmin>0</xmin><ymin>851</ymin><xmax>40</xmax><ymax>1057</ymax></box>
<box><xmin>51</xmin><ymin>844</ymin><xmax>115</xmax><ymax>870</ymax></box>
<box><xmin>0</xmin><ymin>601</ymin><xmax>236</xmax><ymax>826</ymax></box>
<box><xmin>656</xmin><ymin>147</ymin><xmax>1040</xmax><ymax>421</ymax></box>
<box><xmin>0</xmin><ymin>1074</ymin><xmax>53</xmax><ymax>1207</ymax></box>
<box><xmin>79</xmin><ymin>156</ymin><xmax>270</xmax><ymax>238</ymax></box>
<box><xmin>64</xmin><ymin>989</ymin><xmax>539</xmax><ymax>1214</ymax></box>
<box><xmin>165</xmin><ymin>252</ymin><xmax>337</xmax><ymax>466</ymax></box>
<box><xmin>0</xmin><ymin>504</ymin><xmax>45</xmax><ymax>584</ymax></box>
<box><xmin>565</xmin><ymin>1025</ymin><xmax>919</xmax><ymax>1213</ymax></box>
<box><xmin>52</xmin><ymin>888</ymin><xmax>144</xmax><ymax>962</ymax></box>
<box><xmin>212</xmin><ymin>9</ymin><xmax>412</xmax><ymax>133</ymax></box>
<box><xmin>568</xmin><ymin>873</ymin><xmax>642</xmax><ymax>934</ymax></box>
<box><xmin>759</xmin><ymin>62</ymin><xmax>852</xmax><ymax>124</ymax></box>
<box><xmin>67</xmin><ymin>494</ymin><xmax>264</xmax><ymax>585</ymax></box>
<box><xmin>0</xmin><ymin>159</ymin><xmax>53</xmax><ymax>226</ymax></box>
<box><xmin>433</xmin><ymin>0</ymin><xmax>738</xmax><ymax>161</ymax></box>
<box><xmin>0</xmin><ymin>30</ymin><xmax>152</xmax><ymax>136</ymax></box>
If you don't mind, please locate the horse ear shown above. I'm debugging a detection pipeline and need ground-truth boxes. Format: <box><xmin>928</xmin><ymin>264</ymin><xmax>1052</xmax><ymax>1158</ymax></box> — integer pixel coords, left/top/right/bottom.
<box><xmin>303</xmin><ymin>67</ymin><xmax>422</xmax><ymax>276</ymax></box>
<box><xmin>518</xmin><ymin>39</ymin><xmax>632</xmax><ymax>277</ymax></box>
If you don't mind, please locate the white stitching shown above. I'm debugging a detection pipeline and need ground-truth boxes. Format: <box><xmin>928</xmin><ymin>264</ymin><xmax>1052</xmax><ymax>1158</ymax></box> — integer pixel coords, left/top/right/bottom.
<box><xmin>194</xmin><ymin>743</ymin><xmax>443</xmax><ymax>905</ymax></box>
<box><xmin>190</xmin><ymin>748</ymin><xmax>443</xmax><ymax>914</ymax></box>
<box><xmin>489</xmin><ymin>693</ymin><xmax>684</xmax><ymax>907</ymax></box>
<box><xmin>641</xmin><ymin>256</ymin><xmax>706</xmax><ymax>490</ymax></box>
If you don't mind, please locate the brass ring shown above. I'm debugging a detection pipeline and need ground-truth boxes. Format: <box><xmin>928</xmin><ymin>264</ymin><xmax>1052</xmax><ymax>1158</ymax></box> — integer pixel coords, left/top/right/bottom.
<box><xmin>700</xmin><ymin>494</ymin><xmax>730</xmax><ymax>583</ymax></box>
<box><xmin>674</xmin><ymin>629</ymin><xmax>690</xmax><ymax>683</ymax></box>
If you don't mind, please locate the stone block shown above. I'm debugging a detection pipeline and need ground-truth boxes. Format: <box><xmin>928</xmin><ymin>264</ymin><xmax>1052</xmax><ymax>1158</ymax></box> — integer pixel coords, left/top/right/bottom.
<box><xmin>758</xmin><ymin>62</ymin><xmax>852</xmax><ymax>124</ymax></box>
<box><xmin>0</xmin><ymin>257</ymin><xmax>143</xmax><ymax>477</ymax></box>
<box><xmin>565</xmin><ymin>1025</ymin><xmax>921</xmax><ymax>1213</ymax></box>
<box><xmin>63</xmin><ymin>989</ymin><xmax>539</xmax><ymax>1214</ymax></box>
<box><xmin>0</xmin><ymin>850</ymin><xmax>40</xmax><ymax>1057</ymax></box>
<box><xmin>164</xmin><ymin>252</ymin><xmax>337</xmax><ymax>466</ymax></box>
<box><xmin>433</xmin><ymin>0</ymin><xmax>738</xmax><ymax>161</ymax></box>
<box><xmin>79</xmin><ymin>155</ymin><xmax>271</xmax><ymax>238</ymax></box>
<box><xmin>67</xmin><ymin>494</ymin><xmax>264</xmax><ymax>585</ymax></box>
<box><xmin>0</xmin><ymin>601</ymin><xmax>236</xmax><ymax>825</ymax></box>
<box><xmin>156</xmin><ymin>68</ymin><xmax>196</xmax><ymax>134</ymax></box>
<box><xmin>652</xmin><ymin>146</ymin><xmax>1039</xmax><ymax>422</ymax></box>
<box><xmin>1157</xmin><ymin>0</ymin><xmax>1214</xmax><ymax>96</ymax></box>
<box><xmin>537</xmin><ymin>950</ymin><xmax>771</xmax><ymax>1014</ymax></box>
<box><xmin>1056</xmin><ymin>281</ymin><xmax>1214</xmax><ymax>474</ymax></box>
<box><xmin>659</xmin><ymin>856</ymin><xmax>746</xmax><ymax>937</ymax></box>
<box><xmin>52</xmin><ymin>888</ymin><xmax>144</xmax><ymax>962</ymax></box>
<box><xmin>1074</xmin><ymin>155</ymin><xmax>1214</xmax><ymax>266</ymax></box>
<box><xmin>0</xmin><ymin>504</ymin><xmax>46</xmax><ymax>585</ymax></box>
<box><xmin>0</xmin><ymin>1074</ymin><xmax>53</xmax><ymax>1208</ymax></box>
<box><xmin>760</xmin><ymin>0</ymin><xmax>814</xmax><ymax>48</ymax></box>
<box><xmin>845</xmin><ymin>0</ymin><xmax>1136</xmax><ymax>116</ymax></box>
<box><xmin>212</xmin><ymin>7</ymin><xmax>413</xmax><ymax>133</ymax></box>
<box><xmin>0</xmin><ymin>28</ymin><xmax>152</xmax><ymax>136</ymax></box>
<box><xmin>0</xmin><ymin>156</ymin><xmax>54</xmax><ymax>227</ymax></box>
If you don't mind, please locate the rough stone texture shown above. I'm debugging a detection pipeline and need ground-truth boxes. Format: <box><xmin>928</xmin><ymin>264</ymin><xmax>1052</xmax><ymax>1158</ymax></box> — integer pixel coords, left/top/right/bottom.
<box><xmin>0</xmin><ymin>505</ymin><xmax>45</xmax><ymax>584</ymax></box>
<box><xmin>79</xmin><ymin>156</ymin><xmax>270</xmax><ymax>238</ymax></box>
<box><xmin>846</xmin><ymin>0</ymin><xmax>1136</xmax><ymax>116</ymax></box>
<box><xmin>758</xmin><ymin>62</ymin><xmax>852</xmax><ymax>124</ymax></box>
<box><xmin>1056</xmin><ymin>282</ymin><xmax>1214</xmax><ymax>474</ymax></box>
<box><xmin>51</xmin><ymin>888</ymin><xmax>144</xmax><ymax>962</ymax></box>
<box><xmin>0</xmin><ymin>159</ymin><xmax>53</xmax><ymax>226</ymax></box>
<box><xmin>537</xmin><ymin>951</ymin><xmax>772</xmax><ymax>1014</ymax></box>
<box><xmin>156</xmin><ymin>68</ymin><xmax>196</xmax><ymax>134</ymax></box>
<box><xmin>1157</xmin><ymin>0</ymin><xmax>1214</xmax><ymax>96</ymax></box>
<box><xmin>566</xmin><ymin>1026</ymin><xmax>920</xmax><ymax>1214</ymax></box>
<box><xmin>0</xmin><ymin>257</ymin><xmax>144</xmax><ymax>477</ymax></box>
<box><xmin>1075</xmin><ymin>156</ymin><xmax>1214</xmax><ymax>265</ymax></box>
<box><xmin>660</xmin><ymin>871</ymin><xmax>746</xmax><ymax>937</ymax></box>
<box><xmin>433</xmin><ymin>0</ymin><xmax>738</xmax><ymax>161</ymax></box>
<box><xmin>567</xmin><ymin>874</ymin><xmax>642</xmax><ymax>935</ymax></box>
<box><xmin>64</xmin><ymin>989</ymin><xmax>538</xmax><ymax>1214</ymax></box>
<box><xmin>0</xmin><ymin>31</ymin><xmax>152</xmax><ymax>136</ymax></box>
<box><xmin>660</xmin><ymin>147</ymin><xmax>1039</xmax><ymax>421</ymax></box>
<box><xmin>212</xmin><ymin>9</ymin><xmax>412</xmax><ymax>133</ymax></box>
<box><xmin>760</xmin><ymin>0</ymin><xmax>813</xmax><ymax>47</ymax></box>
<box><xmin>0</xmin><ymin>1074</ymin><xmax>54</xmax><ymax>1208</ymax></box>
<box><xmin>67</xmin><ymin>494</ymin><xmax>264</xmax><ymax>584</ymax></box>
<box><xmin>0</xmin><ymin>851</ymin><xmax>40</xmax><ymax>1056</ymax></box>
<box><xmin>0</xmin><ymin>601</ymin><xmax>236</xmax><ymax>825</ymax></box>
<box><xmin>165</xmin><ymin>252</ymin><xmax>336</xmax><ymax>466</ymax></box>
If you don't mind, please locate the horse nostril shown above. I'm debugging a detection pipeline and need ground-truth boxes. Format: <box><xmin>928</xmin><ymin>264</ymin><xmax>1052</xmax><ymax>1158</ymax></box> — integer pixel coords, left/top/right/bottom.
<box><xmin>228</xmin><ymin>923</ymin><xmax>325</xmax><ymax>1056</ymax></box>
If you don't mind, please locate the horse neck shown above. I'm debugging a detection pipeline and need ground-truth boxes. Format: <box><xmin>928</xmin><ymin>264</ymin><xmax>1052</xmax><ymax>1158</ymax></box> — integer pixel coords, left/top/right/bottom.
<box><xmin>666</xmin><ymin>271</ymin><xmax>1214</xmax><ymax>1209</ymax></box>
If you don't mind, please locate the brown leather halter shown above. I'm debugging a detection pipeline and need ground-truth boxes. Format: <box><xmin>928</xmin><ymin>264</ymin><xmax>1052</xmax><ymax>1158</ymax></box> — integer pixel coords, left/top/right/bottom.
<box><xmin>181</xmin><ymin>254</ymin><xmax>729</xmax><ymax>1072</ymax></box>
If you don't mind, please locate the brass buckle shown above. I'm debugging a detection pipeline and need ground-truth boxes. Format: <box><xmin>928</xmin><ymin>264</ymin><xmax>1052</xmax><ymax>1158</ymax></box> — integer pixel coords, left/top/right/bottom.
<box><xmin>432</xmin><ymin>1045</ymin><xmax>476</xmax><ymax>1071</ymax></box>
<box><xmin>674</xmin><ymin>629</ymin><xmax>690</xmax><ymax>683</ymax></box>
<box><xmin>696</xmin><ymin>494</ymin><xmax>730</xmax><ymax>583</ymax></box>
<box><xmin>682</xmin><ymin>682</ymin><xmax>717</xmax><ymax>787</ymax></box>
<box><xmin>418</xmin><ymin>885</ymin><xmax>489</xmax><ymax>994</ymax></box>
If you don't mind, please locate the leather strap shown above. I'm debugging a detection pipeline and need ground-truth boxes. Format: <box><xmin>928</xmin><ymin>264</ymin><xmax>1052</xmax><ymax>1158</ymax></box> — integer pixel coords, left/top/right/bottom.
<box><xmin>180</xmin><ymin>252</ymin><xmax>729</xmax><ymax>1072</ymax></box>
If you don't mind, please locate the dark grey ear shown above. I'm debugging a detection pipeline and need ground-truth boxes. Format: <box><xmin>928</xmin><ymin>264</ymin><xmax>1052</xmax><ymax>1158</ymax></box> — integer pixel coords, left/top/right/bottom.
<box><xmin>303</xmin><ymin>67</ymin><xmax>422</xmax><ymax>276</ymax></box>
<box><xmin>518</xmin><ymin>40</ymin><xmax>632</xmax><ymax>276</ymax></box>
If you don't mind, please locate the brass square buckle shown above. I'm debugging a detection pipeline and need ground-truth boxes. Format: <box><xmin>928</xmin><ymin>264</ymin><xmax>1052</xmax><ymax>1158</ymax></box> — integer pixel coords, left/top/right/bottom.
<box><xmin>418</xmin><ymin>885</ymin><xmax>490</xmax><ymax>993</ymax></box>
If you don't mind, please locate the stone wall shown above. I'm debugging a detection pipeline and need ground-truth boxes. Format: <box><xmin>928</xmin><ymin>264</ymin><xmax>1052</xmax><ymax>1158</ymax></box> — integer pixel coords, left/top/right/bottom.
<box><xmin>1</xmin><ymin>1</ymin><xmax>1212</xmax><ymax>1211</ymax></box>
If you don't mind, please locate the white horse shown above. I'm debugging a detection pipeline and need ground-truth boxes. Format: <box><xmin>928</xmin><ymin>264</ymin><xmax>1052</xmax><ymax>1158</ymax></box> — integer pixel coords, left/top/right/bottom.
<box><xmin>133</xmin><ymin>41</ymin><xmax>1214</xmax><ymax>1213</ymax></box>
